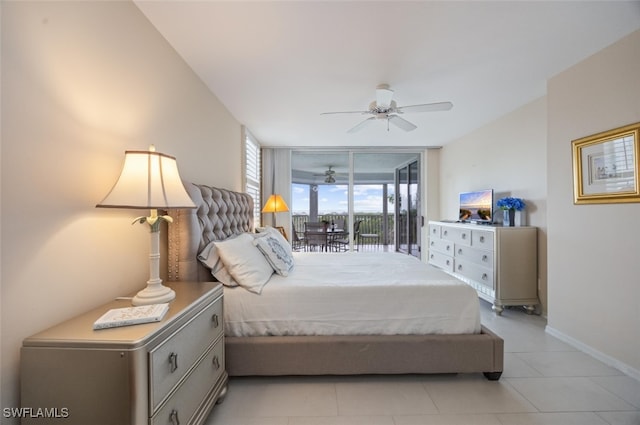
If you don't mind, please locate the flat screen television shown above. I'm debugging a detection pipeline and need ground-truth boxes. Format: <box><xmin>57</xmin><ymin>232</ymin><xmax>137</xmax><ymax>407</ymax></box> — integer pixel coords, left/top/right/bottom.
<box><xmin>459</xmin><ymin>189</ymin><xmax>493</xmax><ymax>223</ymax></box>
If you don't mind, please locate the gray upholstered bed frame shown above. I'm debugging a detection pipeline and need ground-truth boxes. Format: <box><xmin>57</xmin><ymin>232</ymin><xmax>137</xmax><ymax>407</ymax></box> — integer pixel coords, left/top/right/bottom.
<box><xmin>168</xmin><ymin>183</ymin><xmax>503</xmax><ymax>380</ymax></box>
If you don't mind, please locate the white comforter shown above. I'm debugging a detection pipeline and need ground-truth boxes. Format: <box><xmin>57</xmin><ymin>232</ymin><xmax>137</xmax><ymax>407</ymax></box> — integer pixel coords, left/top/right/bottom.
<box><xmin>223</xmin><ymin>252</ymin><xmax>481</xmax><ymax>337</ymax></box>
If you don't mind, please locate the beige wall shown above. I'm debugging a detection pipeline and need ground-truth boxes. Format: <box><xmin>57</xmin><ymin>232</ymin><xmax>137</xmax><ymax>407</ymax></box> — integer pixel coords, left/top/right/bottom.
<box><xmin>546</xmin><ymin>30</ymin><xmax>640</xmax><ymax>378</ymax></box>
<box><xmin>1</xmin><ymin>1</ymin><xmax>241</xmax><ymax>416</ymax></box>
<box><xmin>439</xmin><ymin>97</ymin><xmax>548</xmax><ymax>312</ymax></box>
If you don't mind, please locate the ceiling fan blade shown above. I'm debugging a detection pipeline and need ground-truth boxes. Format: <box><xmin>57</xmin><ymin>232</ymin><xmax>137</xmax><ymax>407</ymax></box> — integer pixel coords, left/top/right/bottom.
<box><xmin>320</xmin><ymin>110</ymin><xmax>369</xmax><ymax>115</ymax></box>
<box><xmin>347</xmin><ymin>117</ymin><xmax>376</xmax><ymax>133</ymax></box>
<box><xmin>376</xmin><ymin>85</ymin><xmax>394</xmax><ymax>108</ymax></box>
<box><xmin>388</xmin><ymin>115</ymin><xmax>417</xmax><ymax>132</ymax></box>
<box><xmin>397</xmin><ymin>101</ymin><xmax>453</xmax><ymax>113</ymax></box>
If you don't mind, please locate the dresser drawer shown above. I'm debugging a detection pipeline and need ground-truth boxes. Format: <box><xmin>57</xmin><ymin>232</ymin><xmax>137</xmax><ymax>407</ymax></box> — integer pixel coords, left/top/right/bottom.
<box><xmin>428</xmin><ymin>250</ymin><xmax>454</xmax><ymax>272</ymax></box>
<box><xmin>151</xmin><ymin>337</ymin><xmax>225</xmax><ymax>425</ymax></box>
<box><xmin>441</xmin><ymin>226</ymin><xmax>471</xmax><ymax>246</ymax></box>
<box><xmin>471</xmin><ymin>229</ymin><xmax>494</xmax><ymax>250</ymax></box>
<box><xmin>429</xmin><ymin>238</ymin><xmax>453</xmax><ymax>255</ymax></box>
<box><xmin>455</xmin><ymin>245</ymin><xmax>493</xmax><ymax>267</ymax></box>
<box><xmin>429</xmin><ymin>223</ymin><xmax>441</xmax><ymax>239</ymax></box>
<box><xmin>454</xmin><ymin>259</ymin><xmax>494</xmax><ymax>289</ymax></box>
<box><xmin>150</xmin><ymin>296</ymin><xmax>223</xmax><ymax>411</ymax></box>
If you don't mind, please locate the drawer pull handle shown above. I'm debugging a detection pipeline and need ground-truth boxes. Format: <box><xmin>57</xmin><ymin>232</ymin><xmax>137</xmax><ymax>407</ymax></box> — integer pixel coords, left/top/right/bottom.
<box><xmin>482</xmin><ymin>273</ymin><xmax>488</xmax><ymax>280</ymax></box>
<box><xmin>212</xmin><ymin>355</ymin><xmax>221</xmax><ymax>370</ymax></box>
<box><xmin>458</xmin><ymin>248</ymin><xmax>462</xmax><ymax>254</ymax></box>
<box><xmin>462</xmin><ymin>233</ymin><xmax>467</xmax><ymax>239</ymax></box>
<box><xmin>480</xmin><ymin>236</ymin><xmax>485</xmax><ymax>243</ymax></box>
<box><xmin>445</xmin><ymin>260</ymin><xmax>450</xmax><ymax>265</ymax></box>
<box><xmin>170</xmin><ymin>409</ymin><xmax>180</xmax><ymax>425</ymax></box>
<box><xmin>212</xmin><ymin>314</ymin><xmax>219</xmax><ymax>328</ymax></box>
<box><xmin>169</xmin><ymin>352</ymin><xmax>179</xmax><ymax>373</ymax></box>
<box><xmin>458</xmin><ymin>264</ymin><xmax>463</xmax><ymax>271</ymax></box>
<box><xmin>446</xmin><ymin>245</ymin><xmax>450</xmax><ymax>251</ymax></box>
<box><xmin>482</xmin><ymin>255</ymin><xmax>488</xmax><ymax>262</ymax></box>
<box><xmin>430</xmin><ymin>254</ymin><xmax>434</xmax><ymax>259</ymax></box>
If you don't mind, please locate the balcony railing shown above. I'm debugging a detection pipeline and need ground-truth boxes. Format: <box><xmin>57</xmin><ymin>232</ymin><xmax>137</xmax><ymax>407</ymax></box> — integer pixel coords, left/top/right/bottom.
<box><xmin>292</xmin><ymin>213</ymin><xmax>394</xmax><ymax>245</ymax></box>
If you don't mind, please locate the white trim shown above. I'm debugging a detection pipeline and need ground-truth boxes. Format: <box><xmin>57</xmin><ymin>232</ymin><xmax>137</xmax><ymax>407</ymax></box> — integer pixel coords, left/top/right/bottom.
<box><xmin>545</xmin><ymin>325</ymin><xmax>640</xmax><ymax>382</ymax></box>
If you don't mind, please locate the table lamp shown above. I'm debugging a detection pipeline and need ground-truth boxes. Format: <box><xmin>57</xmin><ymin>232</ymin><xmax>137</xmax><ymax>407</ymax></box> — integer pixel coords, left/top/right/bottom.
<box><xmin>96</xmin><ymin>146</ymin><xmax>195</xmax><ymax>305</ymax></box>
<box><xmin>261</xmin><ymin>194</ymin><xmax>289</xmax><ymax>226</ymax></box>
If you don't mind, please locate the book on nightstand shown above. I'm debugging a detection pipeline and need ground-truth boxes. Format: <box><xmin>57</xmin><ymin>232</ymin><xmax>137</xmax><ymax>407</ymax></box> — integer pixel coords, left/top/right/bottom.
<box><xmin>93</xmin><ymin>303</ymin><xmax>170</xmax><ymax>330</ymax></box>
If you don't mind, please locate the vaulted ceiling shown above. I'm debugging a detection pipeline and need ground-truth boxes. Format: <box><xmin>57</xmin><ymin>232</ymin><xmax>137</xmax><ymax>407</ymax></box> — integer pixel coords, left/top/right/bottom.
<box><xmin>135</xmin><ymin>1</ymin><xmax>640</xmax><ymax>148</ymax></box>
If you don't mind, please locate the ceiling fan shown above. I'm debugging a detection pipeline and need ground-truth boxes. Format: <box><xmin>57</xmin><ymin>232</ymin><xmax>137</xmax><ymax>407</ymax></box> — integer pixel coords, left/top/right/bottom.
<box><xmin>321</xmin><ymin>84</ymin><xmax>453</xmax><ymax>133</ymax></box>
<box><xmin>314</xmin><ymin>166</ymin><xmax>342</xmax><ymax>183</ymax></box>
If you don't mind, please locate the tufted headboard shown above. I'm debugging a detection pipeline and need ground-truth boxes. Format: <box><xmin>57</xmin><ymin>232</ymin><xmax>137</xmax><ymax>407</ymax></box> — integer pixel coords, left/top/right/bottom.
<box><xmin>167</xmin><ymin>183</ymin><xmax>254</xmax><ymax>282</ymax></box>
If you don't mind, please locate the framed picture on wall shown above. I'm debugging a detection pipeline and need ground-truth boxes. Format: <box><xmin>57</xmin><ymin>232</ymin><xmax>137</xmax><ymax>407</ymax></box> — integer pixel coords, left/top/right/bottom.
<box><xmin>572</xmin><ymin>122</ymin><xmax>640</xmax><ymax>204</ymax></box>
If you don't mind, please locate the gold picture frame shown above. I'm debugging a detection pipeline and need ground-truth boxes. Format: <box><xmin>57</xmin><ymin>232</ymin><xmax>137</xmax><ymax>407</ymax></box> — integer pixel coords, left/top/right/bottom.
<box><xmin>572</xmin><ymin>122</ymin><xmax>640</xmax><ymax>204</ymax></box>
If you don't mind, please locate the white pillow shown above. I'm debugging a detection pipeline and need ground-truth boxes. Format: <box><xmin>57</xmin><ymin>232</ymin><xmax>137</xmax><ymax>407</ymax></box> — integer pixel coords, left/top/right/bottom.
<box><xmin>197</xmin><ymin>241</ymin><xmax>239</xmax><ymax>287</ymax></box>
<box><xmin>214</xmin><ymin>233</ymin><xmax>274</xmax><ymax>294</ymax></box>
<box><xmin>253</xmin><ymin>233</ymin><xmax>295</xmax><ymax>276</ymax></box>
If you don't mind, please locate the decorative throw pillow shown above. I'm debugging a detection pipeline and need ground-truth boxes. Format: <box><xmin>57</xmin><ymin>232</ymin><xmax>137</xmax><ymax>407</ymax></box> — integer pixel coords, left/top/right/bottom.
<box><xmin>197</xmin><ymin>241</ymin><xmax>239</xmax><ymax>287</ymax></box>
<box><xmin>264</xmin><ymin>226</ymin><xmax>293</xmax><ymax>255</ymax></box>
<box><xmin>253</xmin><ymin>233</ymin><xmax>295</xmax><ymax>276</ymax></box>
<box><xmin>214</xmin><ymin>233</ymin><xmax>274</xmax><ymax>294</ymax></box>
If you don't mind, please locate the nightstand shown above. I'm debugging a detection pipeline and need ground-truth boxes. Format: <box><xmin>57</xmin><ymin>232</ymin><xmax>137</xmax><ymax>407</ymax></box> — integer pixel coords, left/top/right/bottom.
<box><xmin>21</xmin><ymin>281</ymin><xmax>226</xmax><ymax>425</ymax></box>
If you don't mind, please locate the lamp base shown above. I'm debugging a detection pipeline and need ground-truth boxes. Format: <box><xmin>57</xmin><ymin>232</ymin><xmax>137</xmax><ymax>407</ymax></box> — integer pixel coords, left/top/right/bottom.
<box><xmin>131</xmin><ymin>280</ymin><xmax>176</xmax><ymax>306</ymax></box>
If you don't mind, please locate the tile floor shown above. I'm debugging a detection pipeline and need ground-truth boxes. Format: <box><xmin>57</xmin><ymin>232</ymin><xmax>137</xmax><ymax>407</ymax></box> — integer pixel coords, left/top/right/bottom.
<box><xmin>205</xmin><ymin>301</ymin><xmax>640</xmax><ymax>425</ymax></box>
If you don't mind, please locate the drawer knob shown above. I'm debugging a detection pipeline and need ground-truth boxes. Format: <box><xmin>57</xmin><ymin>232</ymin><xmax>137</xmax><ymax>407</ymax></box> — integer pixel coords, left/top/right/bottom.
<box><xmin>212</xmin><ymin>314</ymin><xmax>219</xmax><ymax>328</ymax></box>
<box><xmin>480</xmin><ymin>236</ymin><xmax>485</xmax><ymax>243</ymax></box>
<box><xmin>482</xmin><ymin>273</ymin><xmax>488</xmax><ymax>280</ymax></box>
<box><xmin>457</xmin><ymin>248</ymin><xmax>462</xmax><ymax>254</ymax></box>
<box><xmin>457</xmin><ymin>264</ymin><xmax>463</xmax><ymax>271</ymax></box>
<box><xmin>446</xmin><ymin>245</ymin><xmax>450</xmax><ymax>251</ymax></box>
<box><xmin>170</xmin><ymin>409</ymin><xmax>180</xmax><ymax>425</ymax></box>
<box><xmin>212</xmin><ymin>355</ymin><xmax>221</xmax><ymax>370</ymax></box>
<box><xmin>169</xmin><ymin>352</ymin><xmax>179</xmax><ymax>373</ymax></box>
<box><xmin>462</xmin><ymin>233</ymin><xmax>467</xmax><ymax>239</ymax></box>
<box><xmin>482</xmin><ymin>255</ymin><xmax>488</xmax><ymax>262</ymax></box>
<box><xmin>446</xmin><ymin>259</ymin><xmax>450</xmax><ymax>265</ymax></box>
<box><xmin>443</xmin><ymin>230</ymin><xmax>448</xmax><ymax>236</ymax></box>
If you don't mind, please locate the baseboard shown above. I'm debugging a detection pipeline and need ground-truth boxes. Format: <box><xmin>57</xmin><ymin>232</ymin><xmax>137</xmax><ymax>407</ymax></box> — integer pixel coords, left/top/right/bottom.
<box><xmin>545</xmin><ymin>325</ymin><xmax>640</xmax><ymax>382</ymax></box>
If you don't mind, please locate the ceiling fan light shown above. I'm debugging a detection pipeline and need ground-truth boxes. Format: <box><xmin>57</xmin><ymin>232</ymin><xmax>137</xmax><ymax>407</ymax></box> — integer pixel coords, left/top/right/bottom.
<box><xmin>376</xmin><ymin>85</ymin><xmax>394</xmax><ymax>109</ymax></box>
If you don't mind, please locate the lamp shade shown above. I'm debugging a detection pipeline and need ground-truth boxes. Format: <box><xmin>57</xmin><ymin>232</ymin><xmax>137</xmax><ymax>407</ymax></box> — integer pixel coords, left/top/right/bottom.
<box><xmin>261</xmin><ymin>194</ymin><xmax>289</xmax><ymax>213</ymax></box>
<box><xmin>97</xmin><ymin>148</ymin><xmax>195</xmax><ymax>209</ymax></box>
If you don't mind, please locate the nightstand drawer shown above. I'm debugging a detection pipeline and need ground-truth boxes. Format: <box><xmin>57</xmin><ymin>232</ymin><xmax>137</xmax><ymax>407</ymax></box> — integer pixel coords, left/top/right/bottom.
<box><xmin>152</xmin><ymin>338</ymin><xmax>225</xmax><ymax>425</ymax></box>
<box><xmin>150</xmin><ymin>295</ymin><xmax>223</xmax><ymax>410</ymax></box>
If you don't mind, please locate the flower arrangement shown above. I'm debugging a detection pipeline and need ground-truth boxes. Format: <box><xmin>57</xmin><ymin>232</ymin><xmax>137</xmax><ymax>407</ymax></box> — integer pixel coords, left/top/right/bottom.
<box><xmin>497</xmin><ymin>196</ymin><xmax>526</xmax><ymax>211</ymax></box>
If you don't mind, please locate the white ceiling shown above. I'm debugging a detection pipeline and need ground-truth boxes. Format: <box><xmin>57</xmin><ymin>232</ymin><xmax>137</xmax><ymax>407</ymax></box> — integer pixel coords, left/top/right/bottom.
<box><xmin>135</xmin><ymin>1</ymin><xmax>640</xmax><ymax>148</ymax></box>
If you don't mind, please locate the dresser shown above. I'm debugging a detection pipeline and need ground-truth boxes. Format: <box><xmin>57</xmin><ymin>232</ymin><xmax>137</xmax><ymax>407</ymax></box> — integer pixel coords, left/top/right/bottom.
<box><xmin>21</xmin><ymin>282</ymin><xmax>226</xmax><ymax>425</ymax></box>
<box><xmin>428</xmin><ymin>221</ymin><xmax>538</xmax><ymax>314</ymax></box>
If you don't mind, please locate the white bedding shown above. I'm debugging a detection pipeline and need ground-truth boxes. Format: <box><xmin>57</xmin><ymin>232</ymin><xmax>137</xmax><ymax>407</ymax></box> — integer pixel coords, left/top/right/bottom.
<box><xmin>223</xmin><ymin>252</ymin><xmax>481</xmax><ymax>337</ymax></box>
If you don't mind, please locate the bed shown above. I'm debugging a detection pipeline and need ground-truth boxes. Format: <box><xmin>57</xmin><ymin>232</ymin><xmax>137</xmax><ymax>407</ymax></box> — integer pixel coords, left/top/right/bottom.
<box><xmin>167</xmin><ymin>183</ymin><xmax>503</xmax><ymax>380</ymax></box>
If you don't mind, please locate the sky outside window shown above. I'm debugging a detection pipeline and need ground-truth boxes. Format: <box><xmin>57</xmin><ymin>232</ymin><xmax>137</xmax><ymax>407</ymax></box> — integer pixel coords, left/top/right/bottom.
<box><xmin>292</xmin><ymin>183</ymin><xmax>393</xmax><ymax>215</ymax></box>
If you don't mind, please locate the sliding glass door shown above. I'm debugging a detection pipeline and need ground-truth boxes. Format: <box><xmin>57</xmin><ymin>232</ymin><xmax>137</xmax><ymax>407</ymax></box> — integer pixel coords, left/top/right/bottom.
<box><xmin>395</xmin><ymin>159</ymin><xmax>420</xmax><ymax>257</ymax></box>
<box><xmin>291</xmin><ymin>150</ymin><xmax>421</xmax><ymax>253</ymax></box>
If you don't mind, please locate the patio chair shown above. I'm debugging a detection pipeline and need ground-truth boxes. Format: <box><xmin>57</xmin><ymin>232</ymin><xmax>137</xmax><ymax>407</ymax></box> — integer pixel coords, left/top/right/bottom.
<box><xmin>304</xmin><ymin>221</ymin><xmax>328</xmax><ymax>252</ymax></box>
<box><xmin>291</xmin><ymin>222</ymin><xmax>305</xmax><ymax>251</ymax></box>
<box><xmin>331</xmin><ymin>220</ymin><xmax>362</xmax><ymax>252</ymax></box>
